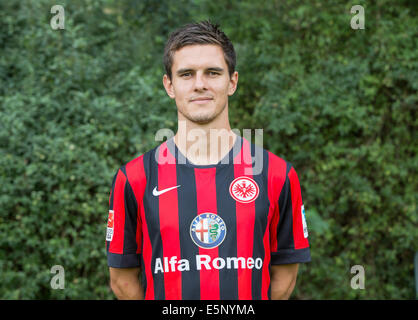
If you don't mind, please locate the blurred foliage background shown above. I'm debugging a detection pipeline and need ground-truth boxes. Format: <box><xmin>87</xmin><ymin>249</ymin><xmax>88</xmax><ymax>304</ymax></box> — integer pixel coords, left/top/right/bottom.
<box><xmin>0</xmin><ymin>0</ymin><xmax>416</xmax><ymax>299</ymax></box>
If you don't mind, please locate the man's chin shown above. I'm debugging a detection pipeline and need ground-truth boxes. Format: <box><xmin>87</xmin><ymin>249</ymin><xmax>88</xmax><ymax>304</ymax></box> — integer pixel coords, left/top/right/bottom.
<box><xmin>178</xmin><ymin>105</ymin><xmax>226</xmax><ymax>125</ymax></box>
<box><xmin>188</xmin><ymin>116</ymin><xmax>215</xmax><ymax>125</ymax></box>
<box><xmin>183</xmin><ymin>111</ymin><xmax>218</xmax><ymax>125</ymax></box>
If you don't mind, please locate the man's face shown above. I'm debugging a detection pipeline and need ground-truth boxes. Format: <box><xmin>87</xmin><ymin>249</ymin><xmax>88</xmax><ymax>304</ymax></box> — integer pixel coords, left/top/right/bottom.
<box><xmin>163</xmin><ymin>44</ymin><xmax>238</xmax><ymax>124</ymax></box>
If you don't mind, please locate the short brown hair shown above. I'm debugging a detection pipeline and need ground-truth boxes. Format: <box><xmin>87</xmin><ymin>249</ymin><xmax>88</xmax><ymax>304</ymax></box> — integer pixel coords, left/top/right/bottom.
<box><xmin>163</xmin><ymin>20</ymin><xmax>236</xmax><ymax>80</ymax></box>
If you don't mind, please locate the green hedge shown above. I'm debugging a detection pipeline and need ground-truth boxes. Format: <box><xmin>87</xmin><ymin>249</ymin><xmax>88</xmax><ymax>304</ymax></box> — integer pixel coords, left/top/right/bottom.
<box><xmin>0</xmin><ymin>0</ymin><xmax>416</xmax><ymax>299</ymax></box>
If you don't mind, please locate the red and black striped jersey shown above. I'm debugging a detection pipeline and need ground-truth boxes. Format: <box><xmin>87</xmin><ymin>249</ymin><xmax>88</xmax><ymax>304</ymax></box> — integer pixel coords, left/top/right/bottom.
<box><xmin>106</xmin><ymin>135</ymin><xmax>311</xmax><ymax>300</ymax></box>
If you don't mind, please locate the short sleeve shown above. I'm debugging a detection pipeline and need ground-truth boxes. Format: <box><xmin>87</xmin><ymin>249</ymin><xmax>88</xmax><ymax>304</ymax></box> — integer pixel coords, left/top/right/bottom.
<box><xmin>270</xmin><ymin>165</ymin><xmax>311</xmax><ymax>265</ymax></box>
<box><xmin>106</xmin><ymin>166</ymin><xmax>142</xmax><ymax>268</ymax></box>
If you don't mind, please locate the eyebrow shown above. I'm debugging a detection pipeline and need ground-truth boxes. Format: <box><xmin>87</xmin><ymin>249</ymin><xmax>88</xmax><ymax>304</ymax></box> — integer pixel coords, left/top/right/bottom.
<box><xmin>176</xmin><ymin>67</ymin><xmax>224</xmax><ymax>75</ymax></box>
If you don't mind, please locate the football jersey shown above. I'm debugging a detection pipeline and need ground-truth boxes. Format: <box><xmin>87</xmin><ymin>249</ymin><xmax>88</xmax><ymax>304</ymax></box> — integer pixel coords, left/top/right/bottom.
<box><xmin>106</xmin><ymin>135</ymin><xmax>311</xmax><ymax>300</ymax></box>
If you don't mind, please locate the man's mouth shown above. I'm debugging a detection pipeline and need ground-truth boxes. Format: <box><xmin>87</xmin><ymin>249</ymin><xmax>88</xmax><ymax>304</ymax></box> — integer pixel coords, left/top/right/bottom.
<box><xmin>190</xmin><ymin>97</ymin><xmax>213</xmax><ymax>104</ymax></box>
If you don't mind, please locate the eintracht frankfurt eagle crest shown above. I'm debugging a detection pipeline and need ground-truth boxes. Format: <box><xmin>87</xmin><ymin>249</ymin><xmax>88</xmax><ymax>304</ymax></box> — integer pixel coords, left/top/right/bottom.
<box><xmin>229</xmin><ymin>176</ymin><xmax>259</xmax><ymax>203</ymax></box>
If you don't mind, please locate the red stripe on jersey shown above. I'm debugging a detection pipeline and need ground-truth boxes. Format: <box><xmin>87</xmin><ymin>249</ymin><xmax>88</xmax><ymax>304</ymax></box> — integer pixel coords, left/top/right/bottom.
<box><xmin>109</xmin><ymin>170</ymin><xmax>127</xmax><ymax>254</ymax></box>
<box><xmin>125</xmin><ymin>156</ymin><xmax>154</xmax><ymax>299</ymax></box>
<box><xmin>194</xmin><ymin>167</ymin><xmax>220</xmax><ymax>300</ymax></box>
<box><xmin>268</xmin><ymin>154</ymin><xmax>287</xmax><ymax>252</ymax></box>
<box><xmin>233</xmin><ymin>138</ymin><xmax>255</xmax><ymax>300</ymax></box>
<box><xmin>125</xmin><ymin>156</ymin><xmax>145</xmax><ymax>254</ymax></box>
<box><xmin>158</xmin><ymin>143</ymin><xmax>182</xmax><ymax>300</ymax></box>
<box><xmin>289</xmin><ymin>167</ymin><xmax>309</xmax><ymax>249</ymax></box>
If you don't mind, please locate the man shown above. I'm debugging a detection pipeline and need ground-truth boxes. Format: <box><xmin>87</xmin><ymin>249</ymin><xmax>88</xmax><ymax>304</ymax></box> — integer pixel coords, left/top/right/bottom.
<box><xmin>106</xmin><ymin>20</ymin><xmax>311</xmax><ymax>300</ymax></box>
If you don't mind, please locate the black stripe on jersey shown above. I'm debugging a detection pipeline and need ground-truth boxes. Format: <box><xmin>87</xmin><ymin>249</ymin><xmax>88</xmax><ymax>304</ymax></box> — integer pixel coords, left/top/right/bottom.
<box><xmin>176</xmin><ymin>164</ymin><xmax>200</xmax><ymax>300</ymax></box>
<box><xmin>120</xmin><ymin>166</ymin><xmax>139</xmax><ymax>256</ymax></box>
<box><xmin>275</xmin><ymin>162</ymin><xmax>295</xmax><ymax>252</ymax></box>
<box><xmin>251</xmin><ymin>146</ymin><xmax>269</xmax><ymax>300</ymax></box>
<box><xmin>143</xmin><ymin>148</ymin><xmax>165</xmax><ymax>300</ymax></box>
<box><xmin>216</xmin><ymin>163</ymin><xmax>239</xmax><ymax>300</ymax></box>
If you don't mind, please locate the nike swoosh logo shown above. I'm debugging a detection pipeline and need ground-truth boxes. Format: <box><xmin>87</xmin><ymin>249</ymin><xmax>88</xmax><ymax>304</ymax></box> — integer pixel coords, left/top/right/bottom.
<box><xmin>152</xmin><ymin>185</ymin><xmax>181</xmax><ymax>196</ymax></box>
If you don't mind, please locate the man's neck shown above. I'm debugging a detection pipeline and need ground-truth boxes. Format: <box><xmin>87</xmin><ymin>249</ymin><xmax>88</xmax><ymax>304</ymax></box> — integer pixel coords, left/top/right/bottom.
<box><xmin>173</xmin><ymin>117</ymin><xmax>237</xmax><ymax>166</ymax></box>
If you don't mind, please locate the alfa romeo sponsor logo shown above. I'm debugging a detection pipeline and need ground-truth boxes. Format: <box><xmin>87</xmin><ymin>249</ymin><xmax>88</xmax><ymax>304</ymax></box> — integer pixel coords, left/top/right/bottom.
<box><xmin>229</xmin><ymin>176</ymin><xmax>259</xmax><ymax>203</ymax></box>
<box><xmin>190</xmin><ymin>213</ymin><xmax>226</xmax><ymax>249</ymax></box>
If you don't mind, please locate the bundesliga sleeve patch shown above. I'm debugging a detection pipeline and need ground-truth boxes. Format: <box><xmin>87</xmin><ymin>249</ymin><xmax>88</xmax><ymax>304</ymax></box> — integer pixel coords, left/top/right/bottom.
<box><xmin>301</xmin><ymin>205</ymin><xmax>308</xmax><ymax>238</ymax></box>
<box><xmin>106</xmin><ymin>210</ymin><xmax>114</xmax><ymax>241</ymax></box>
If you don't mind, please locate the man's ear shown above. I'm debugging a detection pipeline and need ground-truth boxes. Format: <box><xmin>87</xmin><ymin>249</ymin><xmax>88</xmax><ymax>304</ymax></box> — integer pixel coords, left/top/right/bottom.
<box><xmin>227</xmin><ymin>71</ymin><xmax>238</xmax><ymax>96</ymax></box>
<box><xmin>163</xmin><ymin>74</ymin><xmax>175</xmax><ymax>99</ymax></box>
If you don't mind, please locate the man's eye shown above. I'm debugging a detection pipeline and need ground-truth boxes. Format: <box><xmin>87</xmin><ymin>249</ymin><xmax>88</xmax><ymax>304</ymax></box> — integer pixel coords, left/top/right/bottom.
<box><xmin>181</xmin><ymin>73</ymin><xmax>191</xmax><ymax>77</ymax></box>
<box><xmin>209</xmin><ymin>71</ymin><xmax>219</xmax><ymax>76</ymax></box>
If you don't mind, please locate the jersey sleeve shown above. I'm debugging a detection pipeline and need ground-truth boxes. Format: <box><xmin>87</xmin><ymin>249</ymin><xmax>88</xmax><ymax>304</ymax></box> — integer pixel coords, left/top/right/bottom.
<box><xmin>270</xmin><ymin>165</ymin><xmax>311</xmax><ymax>265</ymax></box>
<box><xmin>106</xmin><ymin>166</ymin><xmax>142</xmax><ymax>268</ymax></box>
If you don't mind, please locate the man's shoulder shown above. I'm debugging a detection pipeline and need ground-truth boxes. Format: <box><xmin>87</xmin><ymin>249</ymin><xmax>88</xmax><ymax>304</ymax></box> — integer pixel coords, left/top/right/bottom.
<box><xmin>117</xmin><ymin>142</ymin><xmax>162</xmax><ymax>182</ymax></box>
<box><xmin>125</xmin><ymin>140</ymin><xmax>165</xmax><ymax>166</ymax></box>
<box><xmin>244</xmin><ymin>141</ymin><xmax>297</xmax><ymax>198</ymax></box>
<box><xmin>245</xmin><ymin>139</ymin><xmax>293</xmax><ymax>175</ymax></box>
<box><xmin>266</xmin><ymin>149</ymin><xmax>293</xmax><ymax>173</ymax></box>
<box><xmin>260</xmin><ymin>146</ymin><xmax>302</xmax><ymax>189</ymax></box>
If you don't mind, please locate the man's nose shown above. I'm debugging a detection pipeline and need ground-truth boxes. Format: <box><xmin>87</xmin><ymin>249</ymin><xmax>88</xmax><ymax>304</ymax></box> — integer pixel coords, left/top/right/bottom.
<box><xmin>194</xmin><ymin>72</ymin><xmax>207</xmax><ymax>90</ymax></box>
